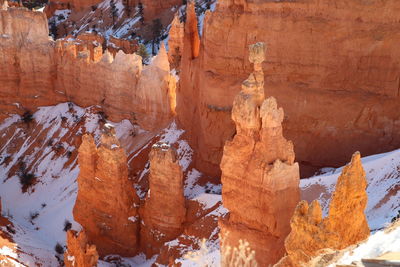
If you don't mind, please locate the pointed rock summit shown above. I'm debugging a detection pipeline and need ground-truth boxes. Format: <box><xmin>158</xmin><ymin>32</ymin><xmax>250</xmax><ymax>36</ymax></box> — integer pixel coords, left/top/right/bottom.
<box><xmin>73</xmin><ymin>132</ymin><xmax>140</xmax><ymax>256</ymax></box>
<box><xmin>276</xmin><ymin>152</ymin><xmax>370</xmax><ymax>267</ymax></box>
<box><xmin>220</xmin><ymin>42</ymin><xmax>300</xmax><ymax>266</ymax></box>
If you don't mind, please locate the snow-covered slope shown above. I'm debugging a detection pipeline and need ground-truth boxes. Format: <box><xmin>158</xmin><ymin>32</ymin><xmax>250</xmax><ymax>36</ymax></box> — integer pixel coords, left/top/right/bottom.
<box><xmin>328</xmin><ymin>221</ymin><xmax>400</xmax><ymax>267</ymax></box>
<box><xmin>0</xmin><ymin>103</ymin><xmax>225</xmax><ymax>266</ymax></box>
<box><xmin>0</xmin><ymin>103</ymin><xmax>152</xmax><ymax>266</ymax></box>
<box><xmin>0</xmin><ymin>103</ymin><xmax>398</xmax><ymax>266</ymax></box>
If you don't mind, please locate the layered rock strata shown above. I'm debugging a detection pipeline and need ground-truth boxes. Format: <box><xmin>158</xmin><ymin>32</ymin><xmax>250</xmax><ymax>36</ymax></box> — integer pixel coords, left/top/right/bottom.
<box><xmin>64</xmin><ymin>230</ymin><xmax>99</xmax><ymax>267</ymax></box>
<box><xmin>0</xmin><ymin>7</ymin><xmax>175</xmax><ymax>129</ymax></box>
<box><xmin>73</xmin><ymin>131</ymin><xmax>140</xmax><ymax>256</ymax></box>
<box><xmin>219</xmin><ymin>43</ymin><xmax>300</xmax><ymax>266</ymax></box>
<box><xmin>276</xmin><ymin>152</ymin><xmax>370</xmax><ymax>267</ymax></box>
<box><xmin>177</xmin><ymin>0</ymin><xmax>400</xmax><ymax>177</ymax></box>
<box><xmin>139</xmin><ymin>142</ymin><xmax>186</xmax><ymax>257</ymax></box>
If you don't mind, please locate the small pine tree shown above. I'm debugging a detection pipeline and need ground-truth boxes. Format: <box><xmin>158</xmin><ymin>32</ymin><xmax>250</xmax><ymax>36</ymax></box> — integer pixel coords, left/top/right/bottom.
<box><xmin>54</xmin><ymin>243</ymin><xmax>64</xmax><ymax>254</ymax></box>
<box><xmin>63</xmin><ymin>220</ymin><xmax>72</xmax><ymax>232</ymax></box>
<box><xmin>137</xmin><ymin>44</ymin><xmax>149</xmax><ymax>64</ymax></box>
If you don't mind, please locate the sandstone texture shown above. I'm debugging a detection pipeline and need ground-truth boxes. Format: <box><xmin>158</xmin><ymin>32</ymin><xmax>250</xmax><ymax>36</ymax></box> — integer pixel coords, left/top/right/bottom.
<box><xmin>64</xmin><ymin>230</ymin><xmax>99</xmax><ymax>267</ymax></box>
<box><xmin>177</xmin><ymin>0</ymin><xmax>400</xmax><ymax>177</ymax></box>
<box><xmin>139</xmin><ymin>142</ymin><xmax>186</xmax><ymax>257</ymax></box>
<box><xmin>47</xmin><ymin>0</ymin><xmax>101</xmax><ymax>12</ymax></box>
<box><xmin>141</xmin><ymin>0</ymin><xmax>181</xmax><ymax>22</ymax></box>
<box><xmin>0</xmin><ymin>7</ymin><xmax>174</xmax><ymax>130</ymax></box>
<box><xmin>220</xmin><ymin>43</ymin><xmax>300</xmax><ymax>267</ymax></box>
<box><xmin>167</xmin><ymin>14</ymin><xmax>184</xmax><ymax>71</ymax></box>
<box><xmin>275</xmin><ymin>152</ymin><xmax>370</xmax><ymax>267</ymax></box>
<box><xmin>73</xmin><ymin>132</ymin><xmax>140</xmax><ymax>256</ymax></box>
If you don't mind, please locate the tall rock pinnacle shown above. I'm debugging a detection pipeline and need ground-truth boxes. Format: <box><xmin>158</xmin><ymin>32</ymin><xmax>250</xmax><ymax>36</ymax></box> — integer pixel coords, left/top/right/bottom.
<box><xmin>276</xmin><ymin>152</ymin><xmax>370</xmax><ymax>267</ymax></box>
<box><xmin>139</xmin><ymin>142</ymin><xmax>186</xmax><ymax>257</ymax></box>
<box><xmin>73</xmin><ymin>130</ymin><xmax>140</xmax><ymax>257</ymax></box>
<box><xmin>220</xmin><ymin>42</ymin><xmax>300</xmax><ymax>266</ymax></box>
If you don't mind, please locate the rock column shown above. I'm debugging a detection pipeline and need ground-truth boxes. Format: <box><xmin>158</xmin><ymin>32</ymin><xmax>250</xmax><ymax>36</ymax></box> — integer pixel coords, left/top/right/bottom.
<box><xmin>73</xmin><ymin>128</ymin><xmax>140</xmax><ymax>256</ymax></box>
<box><xmin>220</xmin><ymin>42</ymin><xmax>300</xmax><ymax>266</ymax></box>
<box><xmin>140</xmin><ymin>142</ymin><xmax>186</xmax><ymax>257</ymax></box>
<box><xmin>276</xmin><ymin>152</ymin><xmax>370</xmax><ymax>267</ymax></box>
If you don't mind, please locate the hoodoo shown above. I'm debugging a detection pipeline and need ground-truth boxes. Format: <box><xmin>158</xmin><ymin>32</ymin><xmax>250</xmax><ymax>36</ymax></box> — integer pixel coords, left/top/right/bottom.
<box><xmin>276</xmin><ymin>152</ymin><xmax>370</xmax><ymax>267</ymax></box>
<box><xmin>140</xmin><ymin>142</ymin><xmax>186</xmax><ymax>257</ymax></box>
<box><xmin>219</xmin><ymin>42</ymin><xmax>300</xmax><ymax>266</ymax></box>
<box><xmin>64</xmin><ymin>230</ymin><xmax>99</xmax><ymax>267</ymax></box>
<box><xmin>73</xmin><ymin>129</ymin><xmax>140</xmax><ymax>256</ymax></box>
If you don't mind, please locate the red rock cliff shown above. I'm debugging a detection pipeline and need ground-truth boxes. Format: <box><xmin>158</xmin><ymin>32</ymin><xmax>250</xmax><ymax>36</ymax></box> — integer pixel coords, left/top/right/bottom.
<box><xmin>177</xmin><ymin>0</ymin><xmax>400</xmax><ymax>177</ymax></box>
<box><xmin>275</xmin><ymin>152</ymin><xmax>370</xmax><ymax>267</ymax></box>
<box><xmin>73</xmin><ymin>131</ymin><xmax>140</xmax><ymax>256</ymax></box>
<box><xmin>139</xmin><ymin>142</ymin><xmax>186</xmax><ymax>257</ymax></box>
<box><xmin>0</xmin><ymin>7</ymin><xmax>174</xmax><ymax>130</ymax></box>
<box><xmin>219</xmin><ymin>43</ymin><xmax>300</xmax><ymax>266</ymax></box>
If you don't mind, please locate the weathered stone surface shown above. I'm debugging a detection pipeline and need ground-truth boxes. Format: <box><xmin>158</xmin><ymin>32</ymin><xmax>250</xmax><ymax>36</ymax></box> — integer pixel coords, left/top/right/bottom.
<box><xmin>0</xmin><ymin>7</ymin><xmax>174</xmax><ymax>130</ymax></box>
<box><xmin>167</xmin><ymin>14</ymin><xmax>184</xmax><ymax>70</ymax></box>
<box><xmin>139</xmin><ymin>142</ymin><xmax>186</xmax><ymax>257</ymax></box>
<box><xmin>275</xmin><ymin>152</ymin><xmax>370</xmax><ymax>267</ymax></box>
<box><xmin>220</xmin><ymin>43</ymin><xmax>300</xmax><ymax>267</ymax></box>
<box><xmin>73</xmin><ymin>132</ymin><xmax>140</xmax><ymax>256</ymax></box>
<box><xmin>185</xmin><ymin>2</ymin><xmax>200</xmax><ymax>60</ymax></box>
<box><xmin>64</xmin><ymin>230</ymin><xmax>99</xmax><ymax>267</ymax></box>
<box><xmin>177</xmin><ymin>0</ymin><xmax>400</xmax><ymax>178</ymax></box>
<box><xmin>134</xmin><ymin>42</ymin><xmax>177</xmax><ymax>129</ymax></box>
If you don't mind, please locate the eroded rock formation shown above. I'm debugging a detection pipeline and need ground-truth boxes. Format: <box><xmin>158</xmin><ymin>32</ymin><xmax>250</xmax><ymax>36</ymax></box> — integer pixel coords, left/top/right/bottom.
<box><xmin>219</xmin><ymin>43</ymin><xmax>300</xmax><ymax>266</ymax></box>
<box><xmin>185</xmin><ymin>2</ymin><xmax>200</xmax><ymax>60</ymax></box>
<box><xmin>276</xmin><ymin>152</ymin><xmax>370</xmax><ymax>267</ymax></box>
<box><xmin>177</xmin><ymin>0</ymin><xmax>400</xmax><ymax>177</ymax></box>
<box><xmin>139</xmin><ymin>142</ymin><xmax>186</xmax><ymax>257</ymax></box>
<box><xmin>0</xmin><ymin>7</ymin><xmax>174</xmax><ymax>129</ymax></box>
<box><xmin>73</xmin><ymin>131</ymin><xmax>140</xmax><ymax>256</ymax></box>
<box><xmin>64</xmin><ymin>230</ymin><xmax>99</xmax><ymax>267</ymax></box>
<box><xmin>167</xmin><ymin>14</ymin><xmax>184</xmax><ymax>70</ymax></box>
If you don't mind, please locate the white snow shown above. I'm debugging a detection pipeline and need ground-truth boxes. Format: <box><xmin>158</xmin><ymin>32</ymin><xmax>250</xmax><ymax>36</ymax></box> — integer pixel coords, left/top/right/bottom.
<box><xmin>128</xmin><ymin>216</ymin><xmax>138</xmax><ymax>222</ymax></box>
<box><xmin>0</xmin><ymin>102</ymin><xmax>147</xmax><ymax>266</ymax></box>
<box><xmin>328</xmin><ymin>224</ymin><xmax>400</xmax><ymax>266</ymax></box>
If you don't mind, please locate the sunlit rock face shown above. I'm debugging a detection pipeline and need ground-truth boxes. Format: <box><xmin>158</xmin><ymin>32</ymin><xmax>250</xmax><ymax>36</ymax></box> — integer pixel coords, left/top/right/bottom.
<box><xmin>64</xmin><ymin>230</ymin><xmax>99</xmax><ymax>267</ymax></box>
<box><xmin>276</xmin><ymin>152</ymin><xmax>370</xmax><ymax>267</ymax></box>
<box><xmin>168</xmin><ymin>14</ymin><xmax>184</xmax><ymax>71</ymax></box>
<box><xmin>220</xmin><ymin>43</ymin><xmax>300</xmax><ymax>267</ymax></box>
<box><xmin>0</xmin><ymin>7</ymin><xmax>174</xmax><ymax>130</ymax></box>
<box><xmin>177</xmin><ymin>0</ymin><xmax>400</xmax><ymax>178</ymax></box>
<box><xmin>73</xmin><ymin>132</ymin><xmax>140</xmax><ymax>256</ymax></box>
<box><xmin>139</xmin><ymin>142</ymin><xmax>186</xmax><ymax>257</ymax></box>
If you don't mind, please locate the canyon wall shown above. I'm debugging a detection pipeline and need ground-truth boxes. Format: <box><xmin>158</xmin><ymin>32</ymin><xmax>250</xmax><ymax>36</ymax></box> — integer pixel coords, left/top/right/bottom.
<box><xmin>0</xmin><ymin>7</ymin><xmax>174</xmax><ymax>130</ymax></box>
<box><xmin>73</xmin><ymin>132</ymin><xmax>140</xmax><ymax>256</ymax></box>
<box><xmin>219</xmin><ymin>43</ymin><xmax>300</xmax><ymax>266</ymax></box>
<box><xmin>276</xmin><ymin>152</ymin><xmax>369</xmax><ymax>267</ymax></box>
<box><xmin>177</xmin><ymin>0</ymin><xmax>400</xmax><ymax>177</ymax></box>
<box><xmin>139</xmin><ymin>142</ymin><xmax>186</xmax><ymax>257</ymax></box>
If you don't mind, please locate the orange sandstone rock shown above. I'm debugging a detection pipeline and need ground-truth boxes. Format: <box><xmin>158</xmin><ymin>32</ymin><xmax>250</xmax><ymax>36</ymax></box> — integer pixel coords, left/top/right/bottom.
<box><xmin>185</xmin><ymin>2</ymin><xmax>200</xmax><ymax>59</ymax></box>
<box><xmin>276</xmin><ymin>152</ymin><xmax>370</xmax><ymax>267</ymax></box>
<box><xmin>220</xmin><ymin>43</ymin><xmax>300</xmax><ymax>267</ymax></box>
<box><xmin>177</xmin><ymin>0</ymin><xmax>400</xmax><ymax>178</ymax></box>
<box><xmin>64</xmin><ymin>230</ymin><xmax>99</xmax><ymax>267</ymax></box>
<box><xmin>139</xmin><ymin>142</ymin><xmax>186</xmax><ymax>257</ymax></box>
<box><xmin>73</xmin><ymin>132</ymin><xmax>140</xmax><ymax>256</ymax></box>
<box><xmin>0</xmin><ymin>7</ymin><xmax>174</xmax><ymax>129</ymax></box>
<box><xmin>168</xmin><ymin>14</ymin><xmax>184</xmax><ymax>70</ymax></box>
